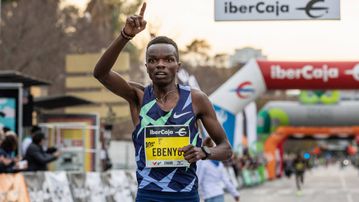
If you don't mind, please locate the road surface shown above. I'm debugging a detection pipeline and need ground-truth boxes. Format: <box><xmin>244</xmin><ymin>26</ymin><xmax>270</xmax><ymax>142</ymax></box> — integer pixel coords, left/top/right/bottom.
<box><xmin>226</xmin><ymin>165</ymin><xmax>359</xmax><ymax>202</ymax></box>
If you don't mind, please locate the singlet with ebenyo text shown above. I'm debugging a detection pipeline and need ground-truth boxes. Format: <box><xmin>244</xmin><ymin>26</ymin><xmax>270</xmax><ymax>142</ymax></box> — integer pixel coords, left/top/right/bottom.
<box><xmin>132</xmin><ymin>84</ymin><xmax>202</xmax><ymax>192</ymax></box>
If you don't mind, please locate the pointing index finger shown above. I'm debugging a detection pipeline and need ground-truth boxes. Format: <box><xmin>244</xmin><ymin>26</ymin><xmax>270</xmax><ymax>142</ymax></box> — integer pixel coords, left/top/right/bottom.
<box><xmin>139</xmin><ymin>2</ymin><xmax>146</xmax><ymax>17</ymax></box>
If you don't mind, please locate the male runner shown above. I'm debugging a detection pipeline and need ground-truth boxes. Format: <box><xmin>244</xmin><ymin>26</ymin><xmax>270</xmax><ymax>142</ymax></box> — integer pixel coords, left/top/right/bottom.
<box><xmin>94</xmin><ymin>3</ymin><xmax>232</xmax><ymax>201</ymax></box>
<box><xmin>293</xmin><ymin>153</ymin><xmax>306</xmax><ymax>194</ymax></box>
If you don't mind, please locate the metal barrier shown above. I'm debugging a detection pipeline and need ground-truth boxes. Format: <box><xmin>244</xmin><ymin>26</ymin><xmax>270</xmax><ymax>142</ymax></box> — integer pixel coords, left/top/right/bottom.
<box><xmin>0</xmin><ymin>170</ymin><xmax>137</xmax><ymax>202</ymax></box>
<box><xmin>0</xmin><ymin>167</ymin><xmax>267</xmax><ymax>201</ymax></box>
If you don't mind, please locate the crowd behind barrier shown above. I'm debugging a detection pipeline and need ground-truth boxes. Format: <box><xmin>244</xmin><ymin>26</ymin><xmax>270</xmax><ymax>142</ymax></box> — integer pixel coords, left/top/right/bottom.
<box><xmin>224</xmin><ymin>151</ymin><xmax>268</xmax><ymax>188</ymax></box>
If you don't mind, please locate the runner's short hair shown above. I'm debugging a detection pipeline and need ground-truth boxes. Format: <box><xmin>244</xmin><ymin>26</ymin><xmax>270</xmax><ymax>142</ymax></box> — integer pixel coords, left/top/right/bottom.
<box><xmin>146</xmin><ymin>36</ymin><xmax>179</xmax><ymax>61</ymax></box>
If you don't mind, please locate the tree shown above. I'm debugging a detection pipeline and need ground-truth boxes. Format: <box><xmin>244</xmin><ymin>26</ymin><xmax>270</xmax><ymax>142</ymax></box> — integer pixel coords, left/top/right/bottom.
<box><xmin>181</xmin><ymin>39</ymin><xmax>211</xmax><ymax>67</ymax></box>
<box><xmin>213</xmin><ymin>53</ymin><xmax>229</xmax><ymax>68</ymax></box>
<box><xmin>0</xmin><ymin>0</ymin><xmax>67</xmax><ymax>94</ymax></box>
<box><xmin>80</xmin><ymin>0</ymin><xmax>145</xmax><ymax>83</ymax></box>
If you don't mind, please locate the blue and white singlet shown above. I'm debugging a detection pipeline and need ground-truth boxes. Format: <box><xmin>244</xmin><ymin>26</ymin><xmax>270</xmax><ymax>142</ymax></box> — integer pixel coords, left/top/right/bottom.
<box><xmin>132</xmin><ymin>84</ymin><xmax>202</xmax><ymax>193</ymax></box>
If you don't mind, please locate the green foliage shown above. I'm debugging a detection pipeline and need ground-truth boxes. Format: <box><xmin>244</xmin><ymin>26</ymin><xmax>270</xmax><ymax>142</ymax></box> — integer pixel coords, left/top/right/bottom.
<box><xmin>185</xmin><ymin>39</ymin><xmax>211</xmax><ymax>54</ymax></box>
<box><xmin>86</xmin><ymin>0</ymin><xmax>142</xmax><ymax>35</ymax></box>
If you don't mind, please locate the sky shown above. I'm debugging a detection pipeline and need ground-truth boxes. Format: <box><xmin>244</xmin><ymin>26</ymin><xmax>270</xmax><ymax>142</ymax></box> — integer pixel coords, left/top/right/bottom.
<box><xmin>65</xmin><ymin>0</ymin><xmax>359</xmax><ymax>61</ymax></box>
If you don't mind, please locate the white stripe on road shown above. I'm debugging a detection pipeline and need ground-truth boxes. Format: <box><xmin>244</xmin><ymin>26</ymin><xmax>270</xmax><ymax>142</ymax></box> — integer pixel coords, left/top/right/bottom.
<box><xmin>303</xmin><ymin>189</ymin><xmax>315</xmax><ymax>195</ymax></box>
<box><xmin>276</xmin><ymin>189</ymin><xmax>293</xmax><ymax>195</ymax></box>
<box><xmin>339</xmin><ymin>173</ymin><xmax>347</xmax><ymax>190</ymax></box>
<box><xmin>252</xmin><ymin>189</ymin><xmax>270</xmax><ymax>195</ymax></box>
<box><xmin>339</xmin><ymin>169</ymin><xmax>353</xmax><ymax>202</ymax></box>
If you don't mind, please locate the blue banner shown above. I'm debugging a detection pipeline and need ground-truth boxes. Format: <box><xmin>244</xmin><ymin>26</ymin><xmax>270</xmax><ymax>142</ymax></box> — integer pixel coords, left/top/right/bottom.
<box><xmin>213</xmin><ymin>105</ymin><xmax>236</xmax><ymax>146</ymax></box>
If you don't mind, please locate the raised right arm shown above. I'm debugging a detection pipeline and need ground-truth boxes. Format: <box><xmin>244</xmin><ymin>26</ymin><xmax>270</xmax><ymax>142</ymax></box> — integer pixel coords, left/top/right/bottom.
<box><xmin>93</xmin><ymin>3</ymin><xmax>147</xmax><ymax>103</ymax></box>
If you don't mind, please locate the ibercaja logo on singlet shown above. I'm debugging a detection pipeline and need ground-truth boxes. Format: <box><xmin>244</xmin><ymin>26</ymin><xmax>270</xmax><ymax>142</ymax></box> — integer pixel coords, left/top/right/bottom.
<box><xmin>144</xmin><ymin>125</ymin><xmax>190</xmax><ymax>168</ymax></box>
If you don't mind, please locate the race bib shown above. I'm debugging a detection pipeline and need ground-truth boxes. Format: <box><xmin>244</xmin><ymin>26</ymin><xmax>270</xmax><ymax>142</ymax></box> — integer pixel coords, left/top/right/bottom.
<box><xmin>144</xmin><ymin>125</ymin><xmax>190</xmax><ymax>168</ymax></box>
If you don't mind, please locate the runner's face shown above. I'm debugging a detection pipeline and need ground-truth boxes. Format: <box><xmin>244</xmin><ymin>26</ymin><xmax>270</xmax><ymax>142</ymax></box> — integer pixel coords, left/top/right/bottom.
<box><xmin>146</xmin><ymin>44</ymin><xmax>180</xmax><ymax>86</ymax></box>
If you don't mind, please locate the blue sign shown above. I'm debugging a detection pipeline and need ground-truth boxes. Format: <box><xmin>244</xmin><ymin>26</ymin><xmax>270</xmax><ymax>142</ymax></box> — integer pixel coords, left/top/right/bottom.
<box><xmin>213</xmin><ymin>105</ymin><xmax>236</xmax><ymax>146</ymax></box>
<box><xmin>0</xmin><ymin>98</ymin><xmax>16</xmax><ymax>132</ymax></box>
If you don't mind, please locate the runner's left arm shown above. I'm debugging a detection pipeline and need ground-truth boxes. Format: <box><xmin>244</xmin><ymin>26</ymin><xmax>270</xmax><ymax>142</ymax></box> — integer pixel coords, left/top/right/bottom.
<box><xmin>179</xmin><ymin>90</ymin><xmax>232</xmax><ymax>163</ymax></box>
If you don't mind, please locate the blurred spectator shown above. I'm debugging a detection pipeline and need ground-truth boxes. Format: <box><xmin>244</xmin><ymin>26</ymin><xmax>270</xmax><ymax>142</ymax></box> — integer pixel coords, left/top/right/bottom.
<box><xmin>21</xmin><ymin>125</ymin><xmax>41</xmax><ymax>156</ymax></box>
<box><xmin>293</xmin><ymin>153</ymin><xmax>306</xmax><ymax>193</ymax></box>
<box><xmin>0</xmin><ymin>133</ymin><xmax>27</xmax><ymax>172</ymax></box>
<box><xmin>283</xmin><ymin>154</ymin><xmax>294</xmax><ymax>178</ymax></box>
<box><xmin>197</xmin><ymin>137</ymin><xmax>240</xmax><ymax>202</ymax></box>
<box><xmin>24</xmin><ymin>132</ymin><xmax>60</xmax><ymax>171</ymax></box>
<box><xmin>0</xmin><ymin>155</ymin><xmax>13</xmax><ymax>172</ymax></box>
<box><xmin>100</xmin><ymin>128</ymin><xmax>112</xmax><ymax>171</ymax></box>
<box><xmin>1</xmin><ymin>133</ymin><xmax>17</xmax><ymax>158</ymax></box>
<box><xmin>0</xmin><ymin>134</ymin><xmax>17</xmax><ymax>172</ymax></box>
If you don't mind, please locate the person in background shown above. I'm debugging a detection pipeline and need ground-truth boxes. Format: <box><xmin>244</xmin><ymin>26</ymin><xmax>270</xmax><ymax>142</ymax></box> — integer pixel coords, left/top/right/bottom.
<box><xmin>21</xmin><ymin>125</ymin><xmax>41</xmax><ymax>156</ymax></box>
<box><xmin>197</xmin><ymin>137</ymin><xmax>240</xmax><ymax>202</ymax></box>
<box><xmin>0</xmin><ymin>130</ymin><xmax>9</xmax><ymax>172</ymax></box>
<box><xmin>0</xmin><ymin>155</ymin><xmax>13</xmax><ymax>173</ymax></box>
<box><xmin>100</xmin><ymin>127</ymin><xmax>112</xmax><ymax>171</ymax></box>
<box><xmin>0</xmin><ymin>133</ymin><xmax>27</xmax><ymax>172</ymax></box>
<box><xmin>24</xmin><ymin>132</ymin><xmax>60</xmax><ymax>171</ymax></box>
<box><xmin>283</xmin><ymin>154</ymin><xmax>294</xmax><ymax>178</ymax></box>
<box><xmin>293</xmin><ymin>152</ymin><xmax>306</xmax><ymax>194</ymax></box>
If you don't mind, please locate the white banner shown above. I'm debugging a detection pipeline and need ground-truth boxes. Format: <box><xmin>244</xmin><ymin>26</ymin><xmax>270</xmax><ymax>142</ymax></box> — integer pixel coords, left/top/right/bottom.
<box><xmin>215</xmin><ymin>0</ymin><xmax>340</xmax><ymax>21</ymax></box>
<box><xmin>233</xmin><ymin>112</ymin><xmax>244</xmax><ymax>154</ymax></box>
<box><xmin>210</xmin><ymin>59</ymin><xmax>266</xmax><ymax>114</ymax></box>
<box><xmin>244</xmin><ymin>102</ymin><xmax>257</xmax><ymax>151</ymax></box>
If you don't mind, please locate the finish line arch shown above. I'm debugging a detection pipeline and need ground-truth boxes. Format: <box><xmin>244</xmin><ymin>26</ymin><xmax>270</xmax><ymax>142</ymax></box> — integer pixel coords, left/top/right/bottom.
<box><xmin>264</xmin><ymin>126</ymin><xmax>359</xmax><ymax>180</ymax></box>
<box><xmin>209</xmin><ymin>60</ymin><xmax>359</xmax><ymax>147</ymax></box>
